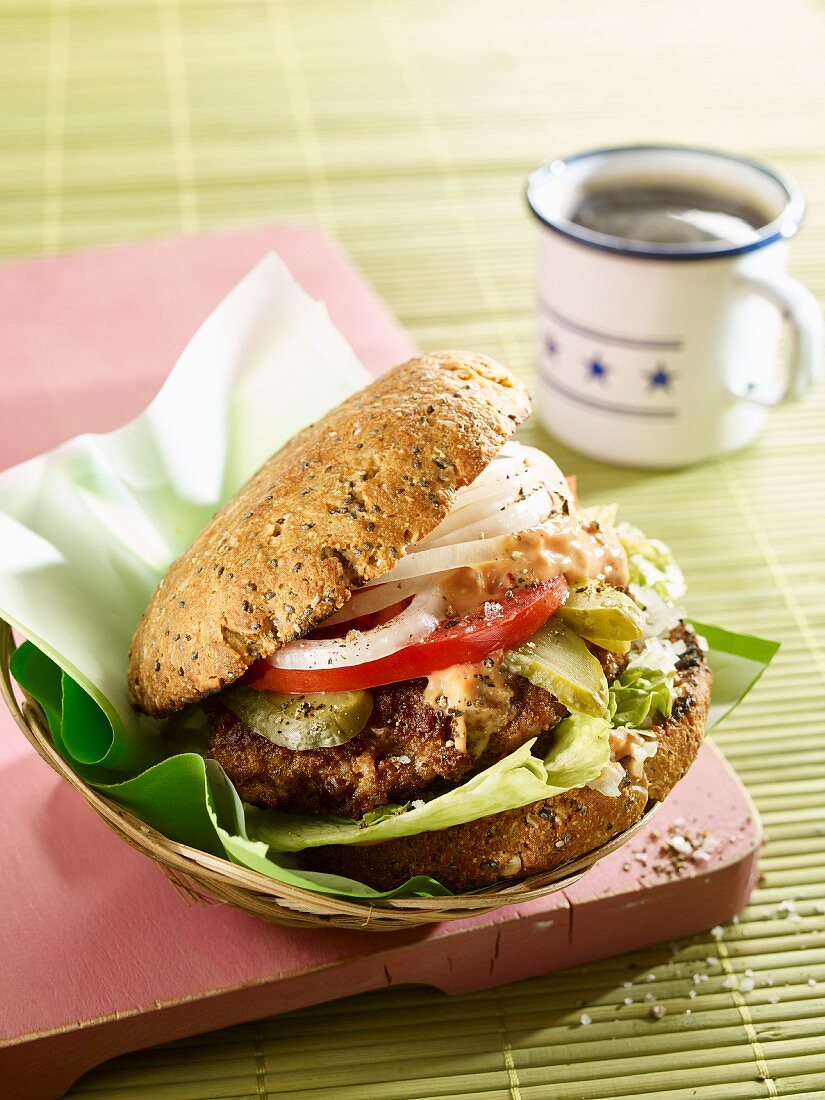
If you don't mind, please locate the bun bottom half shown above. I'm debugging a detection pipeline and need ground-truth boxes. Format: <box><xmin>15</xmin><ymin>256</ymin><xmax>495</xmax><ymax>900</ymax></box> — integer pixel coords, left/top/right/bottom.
<box><xmin>302</xmin><ymin>627</ymin><xmax>711</xmax><ymax>893</ymax></box>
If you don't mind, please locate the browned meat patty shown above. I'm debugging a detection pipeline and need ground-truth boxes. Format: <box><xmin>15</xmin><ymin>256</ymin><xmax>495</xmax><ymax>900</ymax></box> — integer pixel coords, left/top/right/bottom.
<box><xmin>207</xmin><ymin>646</ymin><xmax>626</xmax><ymax>819</ymax></box>
<box><xmin>303</xmin><ymin>623</ymin><xmax>711</xmax><ymax>892</ymax></box>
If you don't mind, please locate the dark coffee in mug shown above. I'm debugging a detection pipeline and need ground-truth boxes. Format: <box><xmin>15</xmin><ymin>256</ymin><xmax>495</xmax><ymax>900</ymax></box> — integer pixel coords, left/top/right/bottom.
<box><xmin>569</xmin><ymin>177</ymin><xmax>773</xmax><ymax>247</ymax></box>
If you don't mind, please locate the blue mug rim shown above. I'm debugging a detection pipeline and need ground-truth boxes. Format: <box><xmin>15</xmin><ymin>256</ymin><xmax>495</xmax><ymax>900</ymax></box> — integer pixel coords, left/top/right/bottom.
<box><xmin>525</xmin><ymin>143</ymin><xmax>805</xmax><ymax>261</ymax></box>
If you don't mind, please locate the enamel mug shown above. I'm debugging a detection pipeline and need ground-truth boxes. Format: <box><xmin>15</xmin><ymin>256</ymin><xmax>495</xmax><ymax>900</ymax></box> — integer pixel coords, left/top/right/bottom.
<box><xmin>526</xmin><ymin>145</ymin><xmax>823</xmax><ymax>468</ymax></box>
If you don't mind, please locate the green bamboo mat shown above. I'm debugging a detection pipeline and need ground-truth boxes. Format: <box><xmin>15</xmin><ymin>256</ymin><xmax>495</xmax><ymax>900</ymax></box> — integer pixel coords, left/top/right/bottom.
<box><xmin>2</xmin><ymin>0</ymin><xmax>825</xmax><ymax>1096</ymax></box>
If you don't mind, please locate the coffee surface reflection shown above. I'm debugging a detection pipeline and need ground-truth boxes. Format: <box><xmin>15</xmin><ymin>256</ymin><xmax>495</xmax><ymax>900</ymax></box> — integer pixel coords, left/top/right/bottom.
<box><xmin>569</xmin><ymin>180</ymin><xmax>771</xmax><ymax>246</ymax></box>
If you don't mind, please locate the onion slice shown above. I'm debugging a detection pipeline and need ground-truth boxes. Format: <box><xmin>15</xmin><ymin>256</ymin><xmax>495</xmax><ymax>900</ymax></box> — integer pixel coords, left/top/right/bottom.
<box><xmin>268</xmin><ymin>588</ymin><xmax>445</xmax><ymax>670</ymax></box>
<box><xmin>436</xmin><ymin>445</ymin><xmax>570</xmax><ymax>519</ymax></box>
<box><xmin>359</xmin><ymin>528</ymin><xmax>533</xmax><ymax>588</ymax></box>
<box><xmin>420</xmin><ymin>487</ymin><xmax>554</xmax><ymax>549</ymax></box>
<box><xmin>359</xmin><ymin>523</ymin><xmax>571</xmax><ymax>588</ymax></box>
<box><xmin>321</xmin><ymin>576</ymin><xmax>434</xmax><ymax>627</ymax></box>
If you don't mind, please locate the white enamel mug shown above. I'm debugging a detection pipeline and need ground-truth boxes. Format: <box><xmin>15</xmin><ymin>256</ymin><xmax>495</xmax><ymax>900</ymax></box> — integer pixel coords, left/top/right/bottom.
<box><xmin>526</xmin><ymin>145</ymin><xmax>823</xmax><ymax>468</ymax></box>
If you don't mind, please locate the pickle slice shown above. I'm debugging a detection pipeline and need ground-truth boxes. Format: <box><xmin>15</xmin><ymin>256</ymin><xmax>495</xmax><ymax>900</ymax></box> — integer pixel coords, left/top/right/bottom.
<box><xmin>503</xmin><ymin>618</ymin><xmax>608</xmax><ymax>717</ymax></box>
<box><xmin>582</xmin><ymin>635</ymin><xmax>631</xmax><ymax>655</ymax></box>
<box><xmin>559</xmin><ymin>581</ymin><xmax>645</xmax><ymax>642</ymax></box>
<box><xmin>224</xmin><ymin>686</ymin><xmax>372</xmax><ymax>751</ymax></box>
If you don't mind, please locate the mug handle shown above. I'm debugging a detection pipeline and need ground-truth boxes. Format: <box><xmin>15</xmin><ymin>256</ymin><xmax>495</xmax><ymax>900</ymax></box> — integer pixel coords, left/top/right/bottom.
<box><xmin>731</xmin><ymin>271</ymin><xmax>823</xmax><ymax>405</ymax></box>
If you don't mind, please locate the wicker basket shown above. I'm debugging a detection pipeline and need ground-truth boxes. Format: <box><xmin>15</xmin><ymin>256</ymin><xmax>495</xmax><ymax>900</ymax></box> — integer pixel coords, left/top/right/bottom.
<box><xmin>0</xmin><ymin>620</ymin><xmax>657</xmax><ymax>931</ymax></box>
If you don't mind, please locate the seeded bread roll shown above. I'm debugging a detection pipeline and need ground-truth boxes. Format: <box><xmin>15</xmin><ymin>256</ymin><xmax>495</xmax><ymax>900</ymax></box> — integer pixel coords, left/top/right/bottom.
<box><xmin>304</xmin><ymin>782</ymin><xmax>650</xmax><ymax>893</ymax></box>
<box><xmin>128</xmin><ymin>351</ymin><xmax>529</xmax><ymax>716</ymax></box>
<box><xmin>302</xmin><ymin>625</ymin><xmax>711</xmax><ymax>892</ymax></box>
<box><xmin>642</xmin><ymin>629</ymin><xmax>711</xmax><ymax>803</ymax></box>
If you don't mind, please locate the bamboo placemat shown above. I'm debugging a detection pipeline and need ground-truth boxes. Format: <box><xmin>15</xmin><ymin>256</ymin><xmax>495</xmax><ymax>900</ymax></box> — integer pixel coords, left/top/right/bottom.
<box><xmin>2</xmin><ymin>0</ymin><xmax>824</xmax><ymax>1096</ymax></box>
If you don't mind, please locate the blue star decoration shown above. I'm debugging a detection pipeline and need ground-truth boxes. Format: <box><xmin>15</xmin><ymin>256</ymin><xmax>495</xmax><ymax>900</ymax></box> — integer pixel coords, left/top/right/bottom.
<box><xmin>646</xmin><ymin>363</ymin><xmax>675</xmax><ymax>391</ymax></box>
<box><xmin>545</xmin><ymin>334</ymin><xmax>559</xmax><ymax>356</ymax></box>
<box><xmin>587</xmin><ymin>357</ymin><xmax>609</xmax><ymax>383</ymax></box>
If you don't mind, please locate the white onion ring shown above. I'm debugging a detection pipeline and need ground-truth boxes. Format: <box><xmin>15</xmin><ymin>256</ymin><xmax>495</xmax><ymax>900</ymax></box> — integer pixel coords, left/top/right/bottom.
<box><xmin>361</xmin><ymin>521</ymin><xmax>576</xmax><ymax>589</ymax></box>
<box><xmin>419</xmin><ymin>476</ymin><xmax>554</xmax><ymax>544</ymax></box>
<box><xmin>421</xmin><ymin>487</ymin><xmax>553</xmax><ymax>549</ymax></box>
<box><xmin>268</xmin><ymin>588</ymin><xmax>445</xmax><ymax>670</ymax></box>
<box><xmin>448</xmin><ymin>461</ymin><xmax>534</xmax><ymax>513</ymax></box>
<box><xmin>321</xmin><ymin>576</ymin><xmax>434</xmax><ymax>627</ymax></box>
<box><xmin>359</xmin><ymin>527</ymin><xmax>546</xmax><ymax>588</ymax></box>
<box><xmin>445</xmin><ymin>445</ymin><xmax>570</xmax><ymax>516</ymax></box>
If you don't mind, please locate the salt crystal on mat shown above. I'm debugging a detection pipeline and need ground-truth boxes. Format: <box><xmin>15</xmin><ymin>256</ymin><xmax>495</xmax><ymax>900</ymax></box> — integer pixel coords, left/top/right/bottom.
<box><xmin>740</xmin><ymin>978</ymin><xmax>755</xmax><ymax>992</ymax></box>
<box><xmin>579</xmin><ymin>1013</ymin><xmax>592</xmax><ymax>1026</ymax></box>
<box><xmin>668</xmin><ymin>835</ymin><xmax>692</xmax><ymax>856</ymax></box>
<box><xmin>623</xmin><ymin>997</ymin><xmax>633</xmax><ymax>1005</ymax></box>
<box><xmin>710</xmin><ymin>925</ymin><xmax>724</xmax><ymax>939</ymax></box>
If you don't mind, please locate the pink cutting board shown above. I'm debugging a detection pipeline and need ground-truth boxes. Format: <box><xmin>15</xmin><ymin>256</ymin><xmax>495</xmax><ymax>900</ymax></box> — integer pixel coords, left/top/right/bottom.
<box><xmin>0</xmin><ymin>226</ymin><xmax>761</xmax><ymax>1100</ymax></box>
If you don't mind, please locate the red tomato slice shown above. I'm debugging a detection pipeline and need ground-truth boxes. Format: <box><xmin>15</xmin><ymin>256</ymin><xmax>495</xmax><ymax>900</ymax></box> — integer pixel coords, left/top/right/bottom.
<box><xmin>245</xmin><ymin>575</ymin><xmax>568</xmax><ymax>694</ymax></box>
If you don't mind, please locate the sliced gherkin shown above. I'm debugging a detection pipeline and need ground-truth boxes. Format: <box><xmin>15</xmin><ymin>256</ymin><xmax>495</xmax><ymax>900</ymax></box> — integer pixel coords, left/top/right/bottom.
<box><xmin>582</xmin><ymin>635</ymin><xmax>632</xmax><ymax>655</ymax></box>
<box><xmin>559</xmin><ymin>581</ymin><xmax>645</xmax><ymax>642</ymax></box>
<box><xmin>224</xmin><ymin>686</ymin><xmax>372</xmax><ymax>751</ymax></box>
<box><xmin>503</xmin><ymin>618</ymin><xmax>608</xmax><ymax>718</ymax></box>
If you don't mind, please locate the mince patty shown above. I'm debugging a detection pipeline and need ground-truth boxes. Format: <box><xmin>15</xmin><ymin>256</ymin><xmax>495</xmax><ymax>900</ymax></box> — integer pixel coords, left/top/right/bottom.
<box><xmin>207</xmin><ymin>646</ymin><xmax>626</xmax><ymax>819</ymax></box>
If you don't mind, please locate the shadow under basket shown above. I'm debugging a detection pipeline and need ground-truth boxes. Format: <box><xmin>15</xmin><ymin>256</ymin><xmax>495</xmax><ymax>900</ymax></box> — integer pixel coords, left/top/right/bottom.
<box><xmin>0</xmin><ymin>620</ymin><xmax>658</xmax><ymax>931</ymax></box>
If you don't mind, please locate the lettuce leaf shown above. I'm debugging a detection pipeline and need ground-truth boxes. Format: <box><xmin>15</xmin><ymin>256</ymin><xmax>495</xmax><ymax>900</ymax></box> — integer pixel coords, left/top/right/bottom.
<box><xmin>246</xmin><ymin>714</ymin><xmax>612</xmax><ymax>853</ymax></box>
<box><xmin>691</xmin><ymin>620</ymin><xmax>779</xmax><ymax>732</ymax></box>
<box><xmin>609</xmin><ymin>667</ymin><xmax>673</xmax><ymax>728</ymax></box>
<box><xmin>617</xmin><ymin>522</ymin><xmax>686</xmax><ymax>601</ymax></box>
<box><xmin>11</xmin><ymin>620</ymin><xmax>778</xmax><ymax>899</ymax></box>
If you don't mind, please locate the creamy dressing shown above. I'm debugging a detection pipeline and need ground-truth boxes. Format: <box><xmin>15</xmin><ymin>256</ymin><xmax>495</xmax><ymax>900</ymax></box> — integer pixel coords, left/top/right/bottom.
<box><xmin>438</xmin><ymin>512</ymin><xmax>628</xmax><ymax>617</ymax></box>
<box><xmin>588</xmin><ymin>728</ymin><xmax>659</xmax><ymax>797</ymax></box>
<box><xmin>609</xmin><ymin>726</ymin><xmax>644</xmax><ymax>760</ymax></box>
<box><xmin>608</xmin><ymin>725</ymin><xmax>658</xmax><ymax>782</ymax></box>
<box><xmin>423</xmin><ymin>508</ymin><xmax>627</xmax><ymax>739</ymax></box>
<box><xmin>423</xmin><ymin>658</ymin><xmax>512</xmax><ymax>757</ymax></box>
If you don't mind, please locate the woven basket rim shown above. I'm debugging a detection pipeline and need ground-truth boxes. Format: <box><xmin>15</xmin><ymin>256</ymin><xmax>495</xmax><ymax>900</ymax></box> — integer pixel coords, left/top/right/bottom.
<box><xmin>0</xmin><ymin>619</ymin><xmax>658</xmax><ymax>929</ymax></box>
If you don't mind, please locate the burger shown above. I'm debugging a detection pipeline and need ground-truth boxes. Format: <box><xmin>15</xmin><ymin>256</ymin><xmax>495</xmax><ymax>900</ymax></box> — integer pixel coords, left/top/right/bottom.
<box><xmin>128</xmin><ymin>351</ymin><xmax>711</xmax><ymax>893</ymax></box>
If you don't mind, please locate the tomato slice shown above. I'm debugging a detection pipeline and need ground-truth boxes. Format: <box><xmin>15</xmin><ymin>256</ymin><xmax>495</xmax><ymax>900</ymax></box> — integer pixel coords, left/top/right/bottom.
<box><xmin>245</xmin><ymin>575</ymin><xmax>568</xmax><ymax>694</ymax></box>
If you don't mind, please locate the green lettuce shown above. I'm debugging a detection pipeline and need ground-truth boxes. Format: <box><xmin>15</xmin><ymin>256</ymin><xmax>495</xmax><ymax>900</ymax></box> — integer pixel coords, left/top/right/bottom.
<box><xmin>246</xmin><ymin>714</ymin><xmax>612</xmax><ymax>853</ymax></box>
<box><xmin>617</xmin><ymin>522</ymin><xmax>685</xmax><ymax>601</ymax></box>
<box><xmin>609</xmin><ymin>667</ymin><xmax>673</xmax><ymax>728</ymax></box>
<box><xmin>11</xmin><ymin>620</ymin><xmax>778</xmax><ymax>898</ymax></box>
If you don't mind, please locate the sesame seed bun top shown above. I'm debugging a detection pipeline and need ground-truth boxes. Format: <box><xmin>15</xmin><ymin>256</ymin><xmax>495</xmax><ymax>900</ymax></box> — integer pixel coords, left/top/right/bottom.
<box><xmin>128</xmin><ymin>351</ymin><xmax>530</xmax><ymax>716</ymax></box>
